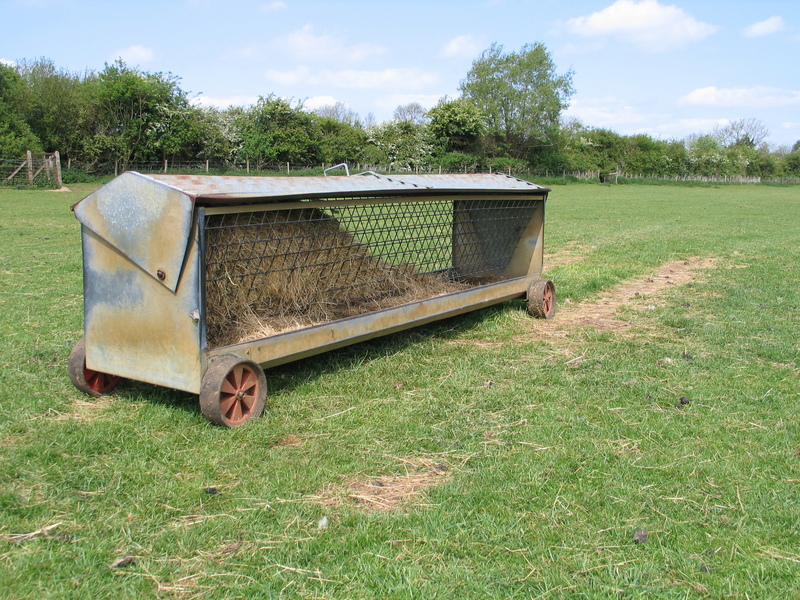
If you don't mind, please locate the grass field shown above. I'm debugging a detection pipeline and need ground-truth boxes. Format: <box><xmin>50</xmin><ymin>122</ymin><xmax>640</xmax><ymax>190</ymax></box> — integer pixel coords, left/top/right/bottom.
<box><xmin>0</xmin><ymin>181</ymin><xmax>798</xmax><ymax>599</ymax></box>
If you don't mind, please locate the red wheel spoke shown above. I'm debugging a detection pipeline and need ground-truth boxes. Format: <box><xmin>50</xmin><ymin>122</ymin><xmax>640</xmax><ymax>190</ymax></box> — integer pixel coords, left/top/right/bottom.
<box><xmin>239</xmin><ymin>375</ymin><xmax>256</xmax><ymax>393</ymax></box>
<box><xmin>232</xmin><ymin>365</ymin><xmax>245</xmax><ymax>388</ymax></box>
<box><xmin>230</xmin><ymin>399</ymin><xmax>243</xmax><ymax>423</ymax></box>
<box><xmin>221</xmin><ymin>378</ymin><xmax>237</xmax><ymax>395</ymax></box>
<box><xmin>219</xmin><ymin>393</ymin><xmax>237</xmax><ymax>415</ymax></box>
<box><xmin>240</xmin><ymin>394</ymin><xmax>255</xmax><ymax>411</ymax></box>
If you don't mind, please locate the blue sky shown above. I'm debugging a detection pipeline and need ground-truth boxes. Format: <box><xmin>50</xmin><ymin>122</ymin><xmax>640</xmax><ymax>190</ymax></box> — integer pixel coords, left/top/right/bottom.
<box><xmin>3</xmin><ymin>0</ymin><xmax>799</xmax><ymax>147</ymax></box>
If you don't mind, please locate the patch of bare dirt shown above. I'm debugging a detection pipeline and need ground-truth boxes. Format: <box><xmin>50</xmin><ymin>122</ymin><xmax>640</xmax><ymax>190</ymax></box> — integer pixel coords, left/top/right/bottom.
<box><xmin>309</xmin><ymin>457</ymin><xmax>450</xmax><ymax>512</ymax></box>
<box><xmin>543</xmin><ymin>240</ymin><xmax>591</xmax><ymax>270</ymax></box>
<box><xmin>542</xmin><ymin>257</ymin><xmax>718</xmax><ymax>333</ymax></box>
<box><xmin>273</xmin><ymin>434</ymin><xmax>303</xmax><ymax>447</ymax></box>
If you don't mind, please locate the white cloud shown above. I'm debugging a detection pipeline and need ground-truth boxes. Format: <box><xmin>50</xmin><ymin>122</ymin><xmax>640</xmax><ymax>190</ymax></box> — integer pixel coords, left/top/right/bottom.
<box><xmin>564</xmin><ymin>97</ymin><xmax>728</xmax><ymax>140</ymax></box>
<box><xmin>565</xmin><ymin>96</ymin><xmax>656</xmax><ymax>129</ymax></box>
<box><xmin>261</xmin><ymin>0</ymin><xmax>286</xmax><ymax>11</ymax></box>
<box><xmin>265</xmin><ymin>67</ymin><xmax>438</xmax><ymax>91</ymax></box>
<box><xmin>265</xmin><ymin>66</ymin><xmax>311</xmax><ymax>86</ymax></box>
<box><xmin>681</xmin><ymin>86</ymin><xmax>800</xmax><ymax>108</ymax></box>
<box><xmin>440</xmin><ymin>35</ymin><xmax>484</xmax><ymax>59</ymax></box>
<box><xmin>113</xmin><ymin>45</ymin><xmax>156</xmax><ymax>65</ymax></box>
<box><xmin>192</xmin><ymin>94</ymin><xmax>260</xmax><ymax>108</ymax></box>
<box><xmin>565</xmin><ymin>0</ymin><xmax>717</xmax><ymax>52</ymax></box>
<box><xmin>332</xmin><ymin>68</ymin><xmax>438</xmax><ymax>90</ymax></box>
<box><xmin>303</xmin><ymin>95</ymin><xmax>338</xmax><ymax>110</ymax></box>
<box><xmin>375</xmin><ymin>94</ymin><xmax>443</xmax><ymax>114</ymax></box>
<box><xmin>743</xmin><ymin>16</ymin><xmax>786</xmax><ymax>38</ymax></box>
<box><xmin>1</xmin><ymin>58</ymin><xmax>16</xmax><ymax>66</ymax></box>
<box><xmin>277</xmin><ymin>24</ymin><xmax>386</xmax><ymax>62</ymax></box>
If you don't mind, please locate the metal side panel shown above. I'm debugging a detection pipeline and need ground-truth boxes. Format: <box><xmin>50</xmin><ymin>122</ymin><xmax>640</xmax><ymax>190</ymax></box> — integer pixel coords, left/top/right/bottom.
<box><xmin>207</xmin><ymin>277</ymin><xmax>532</xmax><ymax>369</ymax></box>
<box><xmin>505</xmin><ymin>199</ymin><xmax>545</xmax><ymax>278</ymax></box>
<box><xmin>82</xmin><ymin>219</ymin><xmax>203</xmax><ymax>394</ymax></box>
<box><xmin>73</xmin><ymin>171</ymin><xmax>195</xmax><ymax>293</ymax></box>
<box><xmin>452</xmin><ymin>199</ymin><xmax>543</xmax><ymax>280</ymax></box>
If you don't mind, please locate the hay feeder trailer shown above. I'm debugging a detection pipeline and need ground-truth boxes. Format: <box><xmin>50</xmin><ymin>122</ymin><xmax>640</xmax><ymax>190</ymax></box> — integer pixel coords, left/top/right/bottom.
<box><xmin>68</xmin><ymin>172</ymin><xmax>556</xmax><ymax>426</ymax></box>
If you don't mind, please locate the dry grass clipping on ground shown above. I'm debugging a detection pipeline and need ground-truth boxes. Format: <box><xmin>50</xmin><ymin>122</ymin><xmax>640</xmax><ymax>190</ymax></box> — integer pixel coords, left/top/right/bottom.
<box><xmin>309</xmin><ymin>457</ymin><xmax>451</xmax><ymax>512</ymax></box>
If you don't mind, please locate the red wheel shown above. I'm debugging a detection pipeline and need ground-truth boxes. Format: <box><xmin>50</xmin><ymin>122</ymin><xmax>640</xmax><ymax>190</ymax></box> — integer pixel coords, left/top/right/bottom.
<box><xmin>527</xmin><ymin>279</ymin><xmax>556</xmax><ymax>319</ymax></box>
<box><xmin>67</xmin><ymin>337</ymin><xmax>121</xmax><ymax>397</ymax></box>
<box><xmin>200</xmin><ymin>356</ymin><xmax>266</xmax><ymax>427</ymax></box>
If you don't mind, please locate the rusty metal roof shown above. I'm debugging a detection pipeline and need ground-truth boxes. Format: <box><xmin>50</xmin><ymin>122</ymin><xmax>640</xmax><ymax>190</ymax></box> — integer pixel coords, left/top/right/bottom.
<box><xmin>140</xmin><ymin>171</ymin><xmax>548</xmax><ymax>204</ymax></box>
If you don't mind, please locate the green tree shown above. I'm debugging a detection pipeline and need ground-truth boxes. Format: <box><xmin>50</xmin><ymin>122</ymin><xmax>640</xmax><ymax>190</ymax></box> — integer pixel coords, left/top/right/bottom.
<box><xmin>15</xmin><ymin>58</ymin><xmax>92</xmax><ymax>163</ymax></box>
<box><xmin>783</xmin><ymin>151</ymin><xmax>800</xmax><ymax>175</ymax></box>
<box><xmin>686</xmin><ymin>135</ymin><xmax>732</xmax><ymax>176</ymax></box>
<box><xmin>313</xmin><ymin>116</ymin><xmax>367</xmax><ymax>165</ymax></box>
<box><xmin>459</xmin><ymin>42</ymin><xmax>573</xmax><ymax>162</ymax></box>
<box><xmin>193</xmin><ymin>106</ymin><xmax>241</xmax><ymax>164</ymax></box>
<box><xmin>0</xmin><ymin>63</ymin><xmax>41</xmax><ymax>156</ymax></box>
<box><xmin>236</xmin><ymin>95</ymin><xmax>318</xmax><ymax>167</ymax></box>
<box><xmin>88</xmin><ymin>60</ymin><xmax>190</xmax><ymax>171</ymax></box>
<box><xmin>364</xmin><ymin>120</ymin><xmax>433</xmax><ymax>172</ymax></box>
<box><xmin>427</xmin><ymin>97</ymin><xmax>485</xmax><ymax>157</ymax></box>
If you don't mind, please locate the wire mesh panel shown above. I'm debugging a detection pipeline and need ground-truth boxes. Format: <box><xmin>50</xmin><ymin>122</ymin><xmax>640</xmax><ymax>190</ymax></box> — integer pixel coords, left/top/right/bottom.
<box><xmin>204</xmin><ymin>196</ymin><xmax>539</xmax><ymax>347</ymax></box>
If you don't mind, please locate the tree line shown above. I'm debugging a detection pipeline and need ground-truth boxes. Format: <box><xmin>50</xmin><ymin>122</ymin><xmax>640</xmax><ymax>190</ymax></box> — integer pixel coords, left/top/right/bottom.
<box><xmin>2</xmin><ymin>46</ymin><xmax>799</xmax><ymax>179</ymax></box>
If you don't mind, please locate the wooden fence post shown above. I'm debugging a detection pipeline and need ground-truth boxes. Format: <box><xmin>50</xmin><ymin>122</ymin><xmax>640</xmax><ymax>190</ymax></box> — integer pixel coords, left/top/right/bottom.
<box><xmin>26</xmin><ymin>151</ymin><xmax>34</xmax><ymax>184</ymax></box>
<box><xmin>54</xmin><ymin>151</ymin><xmax>62</xmax><ymax>188</ymax></box>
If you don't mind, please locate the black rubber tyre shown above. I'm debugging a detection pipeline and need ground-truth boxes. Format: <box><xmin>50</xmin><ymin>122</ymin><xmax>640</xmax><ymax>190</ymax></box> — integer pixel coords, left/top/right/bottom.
<box><xmin>67</xmin><ymin>337</ymin><xmax>122</xmax><ymax>397</ymax></box>
<box><xmin>199</xmin><ymin>355</ymin><xmax>267</xmax><ymax>427</ymax></box>
<box><xmin>527</xmin><ymin>279</ymin><xmax>556</xmax><ymax>319</ymax></box>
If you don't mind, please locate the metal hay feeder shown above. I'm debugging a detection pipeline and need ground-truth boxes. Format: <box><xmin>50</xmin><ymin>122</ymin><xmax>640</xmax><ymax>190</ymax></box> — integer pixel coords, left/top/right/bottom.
<box><xmin>68</xmin><ymin>171</ymin><xmax>556</xmax><ymax>426</ymax></box>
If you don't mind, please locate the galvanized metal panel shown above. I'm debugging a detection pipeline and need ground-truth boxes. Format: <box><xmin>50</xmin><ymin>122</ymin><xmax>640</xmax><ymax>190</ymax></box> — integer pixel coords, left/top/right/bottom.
<box><xmin>73</xmin><ymin>172</ymin><xmax>194</xmax><ymax>293</ymax></box>
<box><xmin>82</xmin><ymin>218</ymin><xmax>203</xmax><ymax>394</ymax></box>
<box><xmin>396</xmin><ymin>173</ymin><xmax>547</xmax><ymax>192</ymax></box>
<box><xmin>146</xmin><ymin>171</ymin><xmax>427</xmax><ymax>202</ymax></box>
<box><xmin>452</xmin><ymin>199</ymin><xmax>540</xmax><ymax>279</ymax></box>
<box><xmin>504</xmin><ymin>201</ymin><xmax>546</xmax><ymax>278</ymax></box>
<box><xmin>143</xmin><ymin>171</ymin><xmax>549</xmax><ymax>204</ymax></box>
<box><xmin>207</xmin><ymin>277</ymin><xmax>531</xmax><ymax>369</ymax></box>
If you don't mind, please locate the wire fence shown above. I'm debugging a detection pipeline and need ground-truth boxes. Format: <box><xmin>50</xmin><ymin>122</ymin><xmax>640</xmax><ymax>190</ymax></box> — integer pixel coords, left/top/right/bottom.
<box><xmin>2</xmin><ymin>153</ymin><xmax>799</xmax><ymax>187</ymax></box>
<box><xmin>123</xmin><ymin>162</ymin><xmax>800</xmax><ymax>185</ymax></box>
<box><xmin>0</xmin><ymin>152</ymin><xmax>63</xmax><ymax>187</ymax></box>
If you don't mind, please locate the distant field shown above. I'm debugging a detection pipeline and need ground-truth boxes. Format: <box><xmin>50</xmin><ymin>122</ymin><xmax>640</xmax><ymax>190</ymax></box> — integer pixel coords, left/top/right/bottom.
<box><xmin>0</xmin><ymin>182</ymin><xmax>798</xmax><ymax>599</ymax></box>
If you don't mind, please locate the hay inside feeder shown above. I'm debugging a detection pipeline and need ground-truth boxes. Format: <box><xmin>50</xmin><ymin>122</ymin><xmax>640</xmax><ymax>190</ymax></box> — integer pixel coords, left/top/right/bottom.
<box><xmin>205</xmin><ymin>208</ymin><xmax>467</xmax><ymax>347</ymax></box>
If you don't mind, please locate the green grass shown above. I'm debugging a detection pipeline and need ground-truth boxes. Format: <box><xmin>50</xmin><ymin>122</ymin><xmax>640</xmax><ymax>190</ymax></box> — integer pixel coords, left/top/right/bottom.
<box><xmin>1</xmin><ymin>182</ymin><xmax>799</xmax><ymax>599</ymax></box>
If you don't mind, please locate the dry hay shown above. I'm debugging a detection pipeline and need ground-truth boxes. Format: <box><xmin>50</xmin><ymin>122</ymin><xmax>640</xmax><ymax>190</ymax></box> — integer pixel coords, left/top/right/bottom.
<box><xmin>309</xmin><ymin>457</ymin><xmax>450</xmax><ymax>512</ymax></box>
<box><xmin>539</xmin><ymin>256</ymin><xmax>718</xmax><ymax>334</ymax></box>
<box><xmin>205</xmin><ymin>208</ymin><xmax>466</xmax><ymax>347</ymax></box>
<box><xmin>44</xmin><ymin>397</ymin><xmax>117</xmax><ymax>423</ymax></box>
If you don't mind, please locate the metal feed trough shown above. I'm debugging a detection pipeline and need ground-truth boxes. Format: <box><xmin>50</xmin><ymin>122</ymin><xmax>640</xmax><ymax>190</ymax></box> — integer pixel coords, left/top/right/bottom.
<box><xmin>68</xmin><ymin>171</ymin><xmax>556</xmax><ymax>426</ymax></box>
